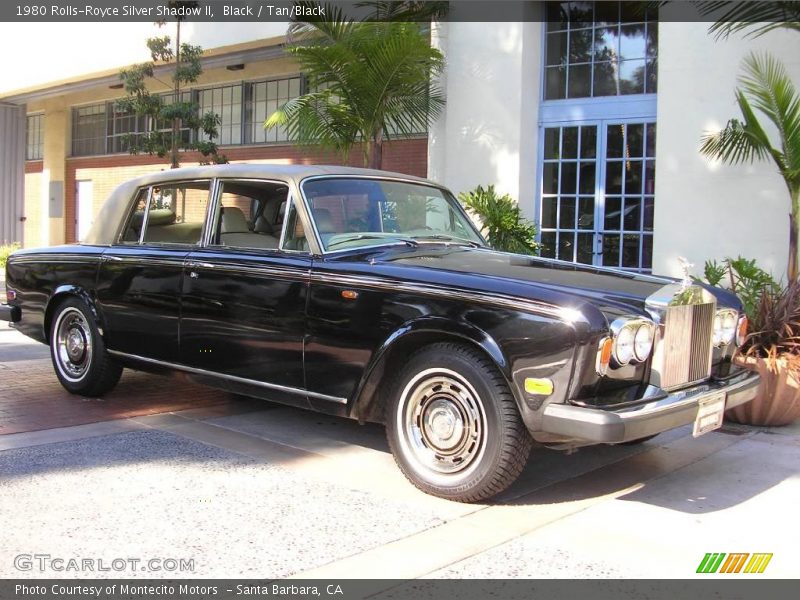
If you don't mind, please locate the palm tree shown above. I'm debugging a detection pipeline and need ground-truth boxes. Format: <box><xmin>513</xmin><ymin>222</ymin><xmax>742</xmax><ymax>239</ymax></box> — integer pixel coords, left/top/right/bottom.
<box><xmin>700</xmin><ymin>52</ymin><xmax>800</xmax><ymax>280</ymax></box>
<box><xmin>264</xmin><ymin>4</ymin><xmax>445</xmax><ymax>169</ymax></box>
<box><xmin>695</xmin><ymin>1</ymin><xmax>800</xmax><ymax>40</ymax></box>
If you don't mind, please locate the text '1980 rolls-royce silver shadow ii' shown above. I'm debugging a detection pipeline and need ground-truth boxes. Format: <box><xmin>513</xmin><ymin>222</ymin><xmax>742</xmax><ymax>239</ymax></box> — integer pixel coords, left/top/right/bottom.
<box><xmin>0</xmin><ymin>164</ymin><xmax>759</xmax><ymax>502</ymax></box>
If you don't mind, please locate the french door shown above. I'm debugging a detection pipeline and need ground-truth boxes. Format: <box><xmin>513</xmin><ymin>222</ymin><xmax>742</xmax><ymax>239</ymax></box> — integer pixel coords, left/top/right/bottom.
<box><xmin>539</xmin><ymin>120</ymin><xmax>656</xmax><ymax>272</ymax></box>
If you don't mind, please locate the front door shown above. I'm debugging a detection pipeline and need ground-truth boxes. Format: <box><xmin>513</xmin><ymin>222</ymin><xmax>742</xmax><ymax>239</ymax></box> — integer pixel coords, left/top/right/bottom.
<box><xmin>539</xmin><ymin>121</ymin><xmax>656</xmax><ymax>272</ymax></box>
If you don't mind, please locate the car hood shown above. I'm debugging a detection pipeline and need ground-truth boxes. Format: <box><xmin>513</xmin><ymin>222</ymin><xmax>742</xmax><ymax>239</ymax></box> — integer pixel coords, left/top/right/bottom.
<box><xmin>367</xmin><ymin>244</ymin><xmax>675</xmax><ymax>318</ymax></box>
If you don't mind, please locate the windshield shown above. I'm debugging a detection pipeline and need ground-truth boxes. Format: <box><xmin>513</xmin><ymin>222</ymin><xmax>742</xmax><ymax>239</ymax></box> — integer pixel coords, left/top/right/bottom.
<box><xmin>301</xmin><ymin>178</ymin><xmax>485</xmax><ymax>252</ymax></box>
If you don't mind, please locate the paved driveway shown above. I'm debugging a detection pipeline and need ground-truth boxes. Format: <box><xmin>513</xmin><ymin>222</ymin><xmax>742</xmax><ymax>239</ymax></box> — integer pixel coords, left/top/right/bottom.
<box><xmin>0</xmin><ymin>326</ymin><xmax>797</xmax><ymax>581</ymax></box>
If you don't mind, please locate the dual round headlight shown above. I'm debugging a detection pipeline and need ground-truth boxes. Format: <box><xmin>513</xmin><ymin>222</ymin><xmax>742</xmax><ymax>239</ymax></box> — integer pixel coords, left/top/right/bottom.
<box><xmin>713</xmin><ymin>309</ymin><xmax>738</xmax><ymax>347</ymax></box>
<box><xmin>613</xmin><ymin>319</ymin><xmax>655</xmax><ymax>365</ymax></box>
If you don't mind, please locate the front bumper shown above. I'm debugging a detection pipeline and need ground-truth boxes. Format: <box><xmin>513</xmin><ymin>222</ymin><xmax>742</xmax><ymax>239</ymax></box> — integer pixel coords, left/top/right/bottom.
<box><xmin>541</xmin><ymin>370</ymin><xmax>760</xmax><ymax>444</ymax></box>
<box><xmin>0</xmin><ymin>303</ymin><xmax>20</xmax><ymax>324</ymax></box>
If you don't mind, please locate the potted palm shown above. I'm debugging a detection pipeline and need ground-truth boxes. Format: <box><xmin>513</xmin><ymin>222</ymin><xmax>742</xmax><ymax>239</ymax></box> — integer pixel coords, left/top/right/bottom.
<box><xmin>700</xmin><ymin>52</ymin><xmax>800</xmax><ymax>425</ymax></box>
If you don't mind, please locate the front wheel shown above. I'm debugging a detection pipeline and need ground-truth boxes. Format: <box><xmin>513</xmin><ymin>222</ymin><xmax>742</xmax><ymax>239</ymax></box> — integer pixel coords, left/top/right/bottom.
<box><xmin>386</xmin><ymin>343</ymin><xmax>532</xmax><ymax>503</ymax></box>
<box><xmin>49</xmin><ymin>297</ymin><xmax>122</xmax><ymax>396</ymax></box>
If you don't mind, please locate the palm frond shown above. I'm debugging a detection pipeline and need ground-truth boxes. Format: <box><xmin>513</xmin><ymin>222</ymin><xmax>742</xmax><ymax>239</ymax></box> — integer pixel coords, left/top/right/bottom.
<box><xmin>697</xmin><ymin>1</ymin><xmax>800</xmax><ymax>40</ymax></box>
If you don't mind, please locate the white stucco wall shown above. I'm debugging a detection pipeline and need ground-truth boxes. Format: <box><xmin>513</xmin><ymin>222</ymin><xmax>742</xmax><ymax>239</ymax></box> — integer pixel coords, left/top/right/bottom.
<box><xmin>651</xmin><ymin>20</ymin><xmax>800</xmax><ymax>280</ymax></box>
<box><xmin>428</xmin><ymin>14</ymin><xmax>542</xmax><ymax>220</ymax></box>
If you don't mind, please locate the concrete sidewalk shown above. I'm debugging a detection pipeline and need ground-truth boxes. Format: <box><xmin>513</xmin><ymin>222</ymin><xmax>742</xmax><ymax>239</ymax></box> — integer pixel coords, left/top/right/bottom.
<box><xmin>0</xmin><ymin>329</ymin><xmax>798</xmax><ymax>581</ymax></box>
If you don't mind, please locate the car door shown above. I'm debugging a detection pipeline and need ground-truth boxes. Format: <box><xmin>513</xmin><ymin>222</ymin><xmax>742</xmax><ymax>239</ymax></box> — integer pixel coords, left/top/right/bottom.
<box><xmin>96</xmin><ymin>180</ymin><xmax>213</xmax><ymax>362</ymax></box>
<box><xmin>179</xmin><ymin>178</ymin><xmax>311</xmax><ymax>407</ymax></box>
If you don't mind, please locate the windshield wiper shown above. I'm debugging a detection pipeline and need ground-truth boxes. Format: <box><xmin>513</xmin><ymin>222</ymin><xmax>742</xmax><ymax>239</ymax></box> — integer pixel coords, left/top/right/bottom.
<box><xmin>410</xmin><ymin>234</ymin><xmax>483</xmax><ymax>248</ymax></box>
<box><xmin>326</xmin><ymin>234</ymin><xmax>419</xmax><ymax>249</ymax></box>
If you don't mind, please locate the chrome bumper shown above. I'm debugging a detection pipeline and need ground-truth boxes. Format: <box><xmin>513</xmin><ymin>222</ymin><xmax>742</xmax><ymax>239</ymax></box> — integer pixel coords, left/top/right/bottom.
<box><xmin>0</xmin><ymin>303</ymin><xmax>20</xmax><ymax>324</ymax></box>
<box><xmin>541</xmin><ymin>370</ymin><xmax>760</xmax><ymax>444</ymax></box>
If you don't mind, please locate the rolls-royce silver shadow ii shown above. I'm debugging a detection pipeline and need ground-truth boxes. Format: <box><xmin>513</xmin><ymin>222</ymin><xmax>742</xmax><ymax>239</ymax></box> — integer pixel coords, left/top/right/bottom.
<box><xmin>0</xmin><ymin>165</ymin><xmax>759</xmax><ymax>501</ymax></box>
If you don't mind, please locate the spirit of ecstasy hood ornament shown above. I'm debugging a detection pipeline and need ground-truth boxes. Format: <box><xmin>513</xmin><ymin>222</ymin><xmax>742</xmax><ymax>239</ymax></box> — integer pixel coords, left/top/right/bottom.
<box><xmin>677</xmin><ymin>256</ymin><xmax>694</xmax><ymax>290</ymax></box>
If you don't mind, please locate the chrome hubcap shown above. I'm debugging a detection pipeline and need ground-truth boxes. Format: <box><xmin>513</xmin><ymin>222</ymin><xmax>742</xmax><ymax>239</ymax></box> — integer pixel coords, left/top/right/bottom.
<box><xmin>400</xmin><ymin>369</ymin><xmax>486</xmax><ymax>477</ymax></box>
<box><xmin>55</xmin><ymin>308</ymin><xmax>92</xmax><ymax>381</ymax></box>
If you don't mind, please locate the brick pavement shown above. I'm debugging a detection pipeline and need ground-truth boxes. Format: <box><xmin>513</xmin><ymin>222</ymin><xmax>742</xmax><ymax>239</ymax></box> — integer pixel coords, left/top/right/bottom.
<box><xmin>0</xmin><ymin>356</ymin><xmax>263</xmax><ymax>435</ymax></box>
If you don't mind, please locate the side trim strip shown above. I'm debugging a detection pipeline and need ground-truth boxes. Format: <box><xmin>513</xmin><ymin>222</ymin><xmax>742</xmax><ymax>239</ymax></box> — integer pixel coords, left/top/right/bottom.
<box><xmin>107</xmin><ymin>350</ymin><xmax>348</xmax><ymax>404</ymax></box>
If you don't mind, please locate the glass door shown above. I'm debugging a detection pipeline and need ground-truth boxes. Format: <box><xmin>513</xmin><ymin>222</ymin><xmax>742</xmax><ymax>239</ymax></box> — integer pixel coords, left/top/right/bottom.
<box><xmin>539</xmin><ymin>120</ymin><xmax>656</xmax><ymax>272</ymax></box>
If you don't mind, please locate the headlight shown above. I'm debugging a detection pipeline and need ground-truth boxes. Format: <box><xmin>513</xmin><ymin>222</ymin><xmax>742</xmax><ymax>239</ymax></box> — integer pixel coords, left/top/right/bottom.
<box><xmin>614</xmin><ymin>325</ymin><xmax>636</xmax><ymax>365</ymax></box>
<box><xmin>713</xmin><ymin>309</ymin><xmax>738</xmax><ymax>347</ymax></box>
<box><xmin>633</xmin><ymin>322</ymin><xmax>654</xmax><ymax>362</ymax></box>
<box><xmin>610</xmin><ymin>318</ymin><xmax>655</xmax><ymax>366</ymax></box>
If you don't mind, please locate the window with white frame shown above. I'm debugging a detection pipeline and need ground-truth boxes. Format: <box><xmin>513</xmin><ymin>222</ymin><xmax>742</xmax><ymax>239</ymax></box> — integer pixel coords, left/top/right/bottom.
<box><xmin>26</xmin><ymin>113</ymin><xmax>44</xmax><ymax>160</ymax></box>
<box><xmin>245</xmin><ymin>76</ymin><xmax>303</xmax><ymax>144</ymax></box>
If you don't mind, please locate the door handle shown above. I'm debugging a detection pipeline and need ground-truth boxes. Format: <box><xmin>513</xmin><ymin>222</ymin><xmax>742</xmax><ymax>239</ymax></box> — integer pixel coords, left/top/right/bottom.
<box><xmin>189</xmin><ymin>271</ymin><xmax>199</xmax><ymax>279</ymax></box>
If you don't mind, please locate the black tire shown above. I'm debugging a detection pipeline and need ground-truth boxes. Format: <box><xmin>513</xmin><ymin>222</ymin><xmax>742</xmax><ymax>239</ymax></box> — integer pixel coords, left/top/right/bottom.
<box><xmin>49</xmin><ymin>297</ymin><xmax>122</xmax><ymax>396</ymax></box>
<box><xmin>386</xmin><ymin>343</ymin><xmax>532</xmax><ymax>503</ymax></box>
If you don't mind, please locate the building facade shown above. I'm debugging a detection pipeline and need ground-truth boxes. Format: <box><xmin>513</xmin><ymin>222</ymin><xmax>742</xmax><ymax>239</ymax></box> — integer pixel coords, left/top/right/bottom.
<box><xmin>1</xmin><ymin>2</ymin><xmax>798</xmax><ymax>280</ymax></box>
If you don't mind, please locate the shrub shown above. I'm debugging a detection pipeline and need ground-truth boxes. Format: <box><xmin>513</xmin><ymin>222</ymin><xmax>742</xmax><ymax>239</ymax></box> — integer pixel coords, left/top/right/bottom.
<box><xmin>0</xmin><ymin>243</ymin><xmax>20</xmax><ymax>269</ymax></box>
<box><xmin>457</xmin><ymin>185</ymin><xmax>540</xmax><ymax>255</ymax></box>
<box><xmin>702</xmin><ymin>256</ymin><xmax>779</xmax><ymax>320</ymax></box>
<box><xmin>740</xmin><ymin>279</ymin><xmax>800</xmax><ymax>376</ymax></box>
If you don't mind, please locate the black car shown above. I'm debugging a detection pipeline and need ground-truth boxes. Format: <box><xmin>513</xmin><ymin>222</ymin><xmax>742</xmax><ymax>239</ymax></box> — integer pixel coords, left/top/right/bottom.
<box><xmin>1</xmin><ymin>164</ymin><xmax>759</xmax><ymax>502</ymax></box>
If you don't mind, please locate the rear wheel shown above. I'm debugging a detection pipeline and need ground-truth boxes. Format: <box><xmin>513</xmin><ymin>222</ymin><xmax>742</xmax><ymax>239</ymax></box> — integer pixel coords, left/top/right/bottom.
<box><xmin>386</xmin><ymin>343</ymin><xmax>532</xmax><ymax>502</ymax></box>
<box><xmin>49</xmin><ymin>297</ymin><xmax>122</xmax><ymax>396</ymax></box>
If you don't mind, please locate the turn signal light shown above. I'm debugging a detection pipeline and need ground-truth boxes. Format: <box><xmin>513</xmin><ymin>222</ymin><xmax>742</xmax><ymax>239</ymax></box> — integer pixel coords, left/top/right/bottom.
<box><xmin>736</xmin><ymin>315</ymin><xmax>749</xmax><ymax>347</ymax></box>
<box><xmin>597</xmin><ymin>337</ymin><xmax>613</xmax><ymax>375</ymax></box>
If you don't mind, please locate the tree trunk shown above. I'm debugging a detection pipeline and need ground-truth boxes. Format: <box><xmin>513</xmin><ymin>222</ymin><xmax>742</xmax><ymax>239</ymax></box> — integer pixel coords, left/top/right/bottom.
<box><xmin>170</xmin><ymin>20</ymin><xmax>181</xmax><ymax>169</ymax></box>
<box><xmin>790</xmin><ymin>189</ymin><xmax>800</xmax><ymax>282</ymax></box>
<box><xmin>367</xmin><ymin>131</ymin><xmax>383</xmax><ymax>170</ymax></box>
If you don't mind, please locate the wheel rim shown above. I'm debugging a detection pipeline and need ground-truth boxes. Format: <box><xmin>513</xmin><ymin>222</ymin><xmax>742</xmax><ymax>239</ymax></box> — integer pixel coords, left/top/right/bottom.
<box><xmin>398</xmin><ymin>368</ymin><xmax>487</xmax><ymax>482</ymax></box>
<box><xmin>54</xmin><ymin>307</ymin><xmax>93</xmax><ymax>382</ymax></box>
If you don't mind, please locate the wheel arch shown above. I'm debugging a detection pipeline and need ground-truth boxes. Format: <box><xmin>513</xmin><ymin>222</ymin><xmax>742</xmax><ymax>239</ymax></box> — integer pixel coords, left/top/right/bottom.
<box><xmin>349</xmin><ymin>318</ymin><xmax>516</xmax><ymax>424</ymax></box>
<box><xmin>44</xmin><ymin>286</ymin><xmax>103</xmax><ymax>343</ymax></box>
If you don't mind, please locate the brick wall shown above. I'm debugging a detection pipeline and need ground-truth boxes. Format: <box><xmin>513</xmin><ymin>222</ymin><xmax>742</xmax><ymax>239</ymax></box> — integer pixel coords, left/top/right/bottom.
<box><xmin>65</xmin><ymin>137</ymin><xmax>427</xmax><ymax>243</ymax></box>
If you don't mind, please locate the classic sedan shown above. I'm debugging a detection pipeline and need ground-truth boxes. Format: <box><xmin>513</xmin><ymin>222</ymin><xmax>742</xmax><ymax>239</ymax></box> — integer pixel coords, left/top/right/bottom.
<box><xmin>1</xmin><ymin>164</ymin><xmax>759</xmax><ymax>502</ymax></box>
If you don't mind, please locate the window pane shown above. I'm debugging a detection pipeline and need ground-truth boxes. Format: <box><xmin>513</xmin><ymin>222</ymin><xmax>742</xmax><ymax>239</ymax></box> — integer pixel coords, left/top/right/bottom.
<box><xmin>558</xmin><ymin>232</ymin><xmax>574</xmax><ymax>261</ymax></box>
<box><xmin>142</xmin><ymin>183</ymin><xmax>210</xmax><ymax>245</ymax></box>
<box><xmin>623</xmin><ymin>197</ymin><xmax>641</xmax><ymax>231</ymax></box>
<box><xmin>560</xmin><ymin>162</ymin><xmax>577</xmax><ymax>194</ymax></box>
<box><xmin>569</xmin><ymin>28</ymin><xmax>594</xmax><ymax>64</ymax></box>
<box><xmin>646</xmin><ymin>58</ymin><xmax>658</xmax><ymax>93</ymax></box>
<box><xmin>562</xmin><ymin>127</ymin><xmax>579</xmax><ymax>158</ymax></box>
<box><xmin>580</xmin><ymin>126</ymin><xmax>596</xmax><ymax>158</ymax></box>
<box><xmin>567</xmin><ymin>2</ymin><xmax>594</xmax><ymax>26</ymax></box>
<box><xmin>593</xmin><ymin>62</ymin><xmax>617</xmax><ymax>96</ymax></box>
<box><xmin>541</xmin><ymin>197</ymin><xmax>558</xmax><ymax>228</ymax></box>
<box><xmin>594</xmin><ymin>26</ymin><xmax>619</xmax><ymax>62</ymax></box>
<box><xmin>544</xmin><ymin>128</ymin><xmax>560</xmax><ymax>159</ymax></box>
<box><xmin>620</xmin><ymin>24</ymin><xmax>646</xmax><ymax>60</ymax></box>
<box><xmin>577</xmin><ymin>232</ymin><xmax>594</xmax><ymax>264</ymax></box>
<box><xmin>646</xmin><ymin>23</ymin><xmax>658</xmax><ymax>57</ymax></box>
<box><xmin>643</xmin><ymin>197</ymin><xmax>655</xmax><ymax>231</ymax></box>
<box><xmin>607</xmin><ymin>124</ymin><xmax>624</xmax><ymax>158</ymax></box>
<box><xmin>644</xmin><ymin>159</ymin><xmax>656</xmax><ymax>194</ymax></box>
<box><xmin>605</xmin><ymin>161</ymin><xmax>623</xmax><ymax>194</ymax></box>
<box><xmin>578</xmin><ymin>196</ymin><xmax>595</xmax><ymax>229</ymax></box>
<box><xmin>547</xmin><ymin>32</ymin><xmax>568</xmax><ymax>66</ymax></box>
<box><xmin>642</xmin><ymin>234</ymin><xmax>653</xmax><ymax>269</ymax></box>
<box><xmin>546</xmin><ymin>66</ymin><xmax>567</xmax><ymax>100</ymax></box>
<box><xmin>543</xmin><ymin>162</ymin><xmax>559</xmax><ymax>194</ymax></box>
<box><xmin>594</xmin><ymin>1</ymin><xmax>618</xmax><ymax>27</ymax></box>
<box><xmin>646</xmin><ymin>123</ymin><xmax>657</xmax><ymax>157</ymax></box>
<box><xmin>624</xmin><ymin>160</ymin><xmax>643</xmax><ymax>194</ymax></box>
<box><xmin>604</xmin><ymin>197</ymin><xmax>621</xmax><ymax>230</ymax></box>
<box><xmin>619</xmin><ymin>59</ymin><xmax>646</xmax><ymax>94</ymax></box>
<box><xmin>540</xmin><ymin>231</ymin><xmax>557</xmax><ymax>258</ymax></box>
<box><xmin>579</xmin><ymin>163</ymin><xmax>596</xmax><ymax>194</ymax></box>
<box><xmin>603</xmin><ymin>233</ymin><xmax>621</xmax><ymax>266</ymax></box>
<box><xmin>567</xmin><ymin>63</ymin><xmax>592</xmax><ymax>98</ymax></box>
<box><xmin>622</xmin><ymin>234</ymin><xmax>640</xmax><ymax>268</ymax></box>
<box><xmin>627</xmin><ymin>124</ymin><xmax>644</xmax><ymax>157</ymax></box>
<box><xmin>560</xmin><ymin>196</ymin><xmax>576</xmax><ymax>229</ymax></box>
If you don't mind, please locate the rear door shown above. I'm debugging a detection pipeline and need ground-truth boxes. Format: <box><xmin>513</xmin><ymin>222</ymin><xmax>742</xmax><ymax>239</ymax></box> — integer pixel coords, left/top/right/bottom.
<box><xmin>179</xmin><ymin>179</ymin><xmax>311</xmax><ymax>405</ymax></box>
<box><xmin>96</xmin><ymin>180</ymin><xmax>213</xmax><ymax>362</ymax></box>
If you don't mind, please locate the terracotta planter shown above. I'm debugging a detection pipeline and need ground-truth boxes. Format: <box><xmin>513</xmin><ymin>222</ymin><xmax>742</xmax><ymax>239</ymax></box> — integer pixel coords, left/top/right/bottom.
<box><xmin>726</xmin><ymin>355</ymin><xmax>800</xmax><ymax>426</ymax></box>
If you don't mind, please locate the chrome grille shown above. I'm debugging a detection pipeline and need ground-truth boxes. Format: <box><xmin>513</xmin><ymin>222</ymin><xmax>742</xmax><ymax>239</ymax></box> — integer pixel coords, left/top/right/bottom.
<box><xmin>659</xmin><ymin>302</ymin><xmax>716</xmax><ymax>389</ymax></box>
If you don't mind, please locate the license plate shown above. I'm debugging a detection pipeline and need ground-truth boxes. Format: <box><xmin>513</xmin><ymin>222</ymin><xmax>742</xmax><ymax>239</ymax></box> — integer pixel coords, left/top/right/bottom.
<box><xmin>693</xmin><ymin>392</ymin><xmax>726</xmax><ymax>437</ymax></box>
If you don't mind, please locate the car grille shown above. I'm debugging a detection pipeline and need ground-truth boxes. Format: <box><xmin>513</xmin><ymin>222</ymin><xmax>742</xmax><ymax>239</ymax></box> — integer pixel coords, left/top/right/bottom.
<box><xmin>659</xmin><ymin>302</ymin><xmax>716</xmax><ymax>389</ymax></box>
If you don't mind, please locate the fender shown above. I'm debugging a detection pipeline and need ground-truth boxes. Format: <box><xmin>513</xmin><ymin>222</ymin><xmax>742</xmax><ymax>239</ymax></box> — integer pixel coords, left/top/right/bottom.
<box><xmin>44</xmin><ymin>285</ymin><xmax>107</xmax><ymax>343</ymax></box>
<box><xmin>349</xmin><ymin>316</ymin><xmax>512</xmax><ymax>422</ymax></box>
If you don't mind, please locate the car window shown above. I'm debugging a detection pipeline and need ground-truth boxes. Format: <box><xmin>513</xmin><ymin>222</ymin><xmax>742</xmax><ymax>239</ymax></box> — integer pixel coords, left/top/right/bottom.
<box><xmin>281</xmin><ymin>200</ymin><xmax>309</xmax><ymax>252</ymax></box>
<box><xmin>119</xmin><ymin>181</ymin><xmax>212</xmax><ymax>246</ymax></box>
<box><xmin>302</xmin><ymin>178</ymin><xmax>485</xmax><ymax>252</ymax></box>
<box><xmin>209</xmin><ymin>180</ymin><xmax>289</xmax><ymax>251</ymax></box>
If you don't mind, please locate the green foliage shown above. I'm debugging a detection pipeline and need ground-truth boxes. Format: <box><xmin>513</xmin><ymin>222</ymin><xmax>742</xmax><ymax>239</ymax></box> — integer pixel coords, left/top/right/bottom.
<box><xmin>118</xmin><ymin>2</ymin><xmax>226</xmax><ymax>167</ymax></box>
<box><xmin>458</xmin><ymin>185</ymin><xmax>540</xmax><ymax>255</ymax></box>
<box><xmin>700</xmin><ymin>52</ymin><xmax>800</xmax><ymax>280</ymax></box>
<box><xmin>0</xmin><ymin>243</ymin><xmax>20</xmax><ymax>269</ymax></box>
<box><xmin>265</xmin><ymin>2</ymin><xmax>445</xmax><ymax>168</ymax></box>
<box><xmin>740</xmin><ymin>279</ymin><xmax>800</xmax><ymax>374</ymax></box>
<box><xmin>698</xmin><ymin>1</ymin><xmax>800</xmax><ymax>40</ymax></box>
<box><xmin>701</xmin><ymin>256</ymin><xmax>779</xmax><ymax>320</ymax></box>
